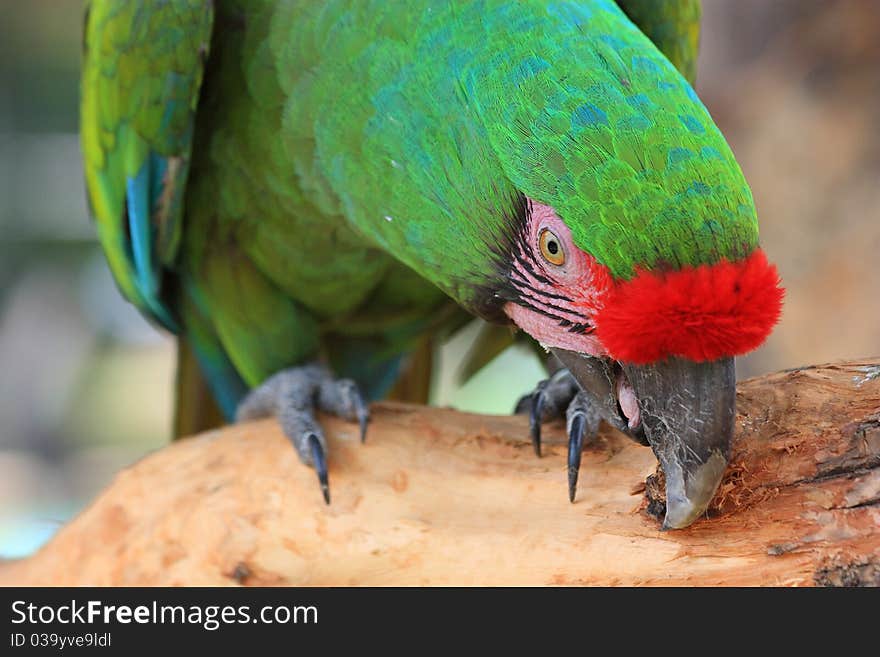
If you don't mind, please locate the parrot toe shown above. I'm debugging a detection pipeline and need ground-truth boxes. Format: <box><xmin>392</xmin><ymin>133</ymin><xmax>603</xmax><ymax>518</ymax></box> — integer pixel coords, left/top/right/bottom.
<box><xmin>319</xmin><ymin>377</ymin><xmax>370</xmax><ymax>444</ymax></box>
<box><xmin>565</xmin><ymin>392</ymin><xmax>601</xmax><ymax>503</ymax></box>
<box><xmin>307</xmin><ymin>433</ymin><xmax>331</xmax><ymax>505</ymax></box>
<box><xmin>516</xmin><ymin>371</ymin><xmax>602</xmax><ymax>501</ymax></box>
<box><xmin>515</xmin><ymin>369</ymin><xmax>580</xmax><ymax>457</ymax></box>
<box><xmin>236</xmin><ymin>364</ymin><xmax>371</xmax><ymax>505</ymax></box>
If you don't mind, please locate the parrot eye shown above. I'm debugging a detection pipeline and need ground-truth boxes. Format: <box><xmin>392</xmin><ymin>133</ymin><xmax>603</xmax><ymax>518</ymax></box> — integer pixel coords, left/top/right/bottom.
<box><xmin>538</xmin><ymin>228</ymin><xmax>565</xmax><ymax>266</ymax></box>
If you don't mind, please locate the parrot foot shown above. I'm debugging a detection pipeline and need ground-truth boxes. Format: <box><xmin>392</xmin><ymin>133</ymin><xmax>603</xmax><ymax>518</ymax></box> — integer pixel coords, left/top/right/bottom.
<box><xmin>565</xmin><ymin>391</ymin><xmax>601</xmax><ymax>503</ymax></box>
<box><xmin>235</xmin><ymin>364</ymin><xmax>369</xmax><ymax>505</ymax></box>
<box><xmin>515</xmin><ymin>368</ymin><xmax>578</xmax><ymax>457</ymax></box>
<box><xmin>515</xmin><ymin>370</ymin><xmax>601</xmax><ymax>502</ymax></box>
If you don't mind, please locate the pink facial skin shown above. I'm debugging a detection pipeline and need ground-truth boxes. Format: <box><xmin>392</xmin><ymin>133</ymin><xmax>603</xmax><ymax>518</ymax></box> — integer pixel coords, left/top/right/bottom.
<box><xmin>503</xmin><ymin>198</ymin><xmax>610</xmax><ymax>356</ymax></box>
<box><xmin>504</xmin><ymin>199</ymin><xmax>641</xmax><ymax>428</ymax></box>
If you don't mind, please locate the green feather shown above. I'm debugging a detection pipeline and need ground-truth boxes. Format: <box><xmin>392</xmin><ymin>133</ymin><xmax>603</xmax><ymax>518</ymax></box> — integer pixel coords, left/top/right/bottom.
<box><xmin>81</xmin><ymin>0</ymin><xmax>213</xmax><ymax>326</ymax></box>
<box><xmin>82</xmin><ymin>0</ymin><xmax>758</xmax><ymax>416</ymax></box>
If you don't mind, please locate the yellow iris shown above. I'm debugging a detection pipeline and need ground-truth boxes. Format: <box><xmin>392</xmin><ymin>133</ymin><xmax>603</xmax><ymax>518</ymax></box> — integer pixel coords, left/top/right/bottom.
<box><xmin>539</xmin><ymin>229</ymin><xmax>565</xmax><ymax>266</ymax></box>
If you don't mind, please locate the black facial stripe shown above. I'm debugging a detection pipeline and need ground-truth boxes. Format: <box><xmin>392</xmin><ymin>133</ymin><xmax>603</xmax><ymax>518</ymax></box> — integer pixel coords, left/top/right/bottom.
<box><xmin>507</xmin><ymin>274</ymin><xmax>572</xmax><ymax>302</ymax></box>
<box><xmin>513</xmin><ymin>298</ymin><xmax>570</xmax><ymax>324</ymax></box>
<box><xmin>513</xmin><ymin>296</ymin><xmax>596</xmax><ymax>336</ymax></box>
<box><xmin>517</xmin><ymin>229</ymin><xmax>535</xmax><ymax>260</ymax></box>
<box><xmin>516</xmin><ymin>290</ymin><xmax>588</xmax><ymax>321</ymax></box>
<box><xmin>513</xmin><ymin>251</ymin><xmax>553</xmax><ymax>286</ymax></box>
<box><xmin>567</xmin><ymin>322</ymin><xmax>595</xmax><ymax>335</ymax></box>
<box><xmin>555</xmin><ymin>318</ymin><xmax>595</xmax><ymax>335</ymax></box>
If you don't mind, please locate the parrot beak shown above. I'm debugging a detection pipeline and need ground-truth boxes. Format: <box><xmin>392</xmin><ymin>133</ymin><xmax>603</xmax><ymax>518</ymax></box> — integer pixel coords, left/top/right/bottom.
<box><xmin>552</xmin><ymin>349</ymin><xmax>735</xmax><ymax>529</ymax></box>
<box><xmin>620</xmin><ymin>357</ymin><xmax>735</xmax><ymax>529</ymax></box>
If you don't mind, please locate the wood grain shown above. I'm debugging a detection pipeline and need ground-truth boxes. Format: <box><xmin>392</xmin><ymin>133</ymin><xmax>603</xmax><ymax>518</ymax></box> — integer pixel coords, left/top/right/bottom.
<box><xmin>3</xmin><ymin>359</ymin><xmax>878</xmax><ymax>586</ymax></box>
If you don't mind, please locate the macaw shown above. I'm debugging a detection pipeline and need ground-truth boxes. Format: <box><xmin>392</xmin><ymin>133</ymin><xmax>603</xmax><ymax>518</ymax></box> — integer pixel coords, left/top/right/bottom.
<box><xmin>81</xmin><ymin>0</ymin><xmax>783</xmax><ymax>529</ymax></box>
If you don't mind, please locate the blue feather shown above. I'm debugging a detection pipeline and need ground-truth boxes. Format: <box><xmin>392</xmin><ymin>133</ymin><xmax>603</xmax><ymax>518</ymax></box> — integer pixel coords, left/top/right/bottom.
<box><xmin>182</xmin><ymin>283</ymin><xmax>249</xmax><ymax>419</ymax></box>
<box><xmin>192</xmin><ymin>340</ymin><xmax>249</xmax><ymax>419</ymax></box>
<box><xmin>125</xmin><ymin>157</ymin><xmax>177</xmax><ymax>330</ymax></box>
<box><xmin>125</xmin><ymin>162</ymin><xmax>155</xmax><ymax>298</ymax></box>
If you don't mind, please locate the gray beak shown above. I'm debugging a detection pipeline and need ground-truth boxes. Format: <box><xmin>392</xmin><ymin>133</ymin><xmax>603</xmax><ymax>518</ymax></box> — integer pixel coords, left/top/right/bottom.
<box><xmin>552</xmin><ymin>349</ymin><xmax>736</xmax><ymax>529</ymax></box>
<box><xmin>621</xmin><ymin>357</ymin><xmax>735</xmax><ymax>529</ymax></box>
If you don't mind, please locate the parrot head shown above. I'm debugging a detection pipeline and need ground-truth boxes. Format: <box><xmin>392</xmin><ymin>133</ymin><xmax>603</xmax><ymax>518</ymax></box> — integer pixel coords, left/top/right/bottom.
<box><xmin>460</xmin><ymin>6</ymin><xmax>785</xmax><ymax>529</ymax></box>
<box><xmin>500</xmin><ymin>195</ymin><xmax>782</xmax><ymax>529</ymax></box>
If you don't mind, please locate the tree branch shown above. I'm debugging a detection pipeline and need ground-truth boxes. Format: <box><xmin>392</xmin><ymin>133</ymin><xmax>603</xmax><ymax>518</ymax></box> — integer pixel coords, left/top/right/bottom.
<box><xmin>3</xmin><ymin>359</ymin><xmax>879</xmax><ymax>586</ymax></box>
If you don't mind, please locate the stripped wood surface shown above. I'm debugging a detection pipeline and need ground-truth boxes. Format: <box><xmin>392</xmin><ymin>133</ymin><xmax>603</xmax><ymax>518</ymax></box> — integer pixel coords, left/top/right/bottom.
<box><xmin>3</xmin><ymin>359</ymin><xmax>878</xmax><ymax>586</ymax></box>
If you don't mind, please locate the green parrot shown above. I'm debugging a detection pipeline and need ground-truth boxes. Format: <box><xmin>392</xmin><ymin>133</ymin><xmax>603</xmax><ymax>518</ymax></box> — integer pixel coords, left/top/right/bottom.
<box><xmin>81</xmin><ymin>0</ymin><xmax>783</xmax><ymax>529</ymax></box>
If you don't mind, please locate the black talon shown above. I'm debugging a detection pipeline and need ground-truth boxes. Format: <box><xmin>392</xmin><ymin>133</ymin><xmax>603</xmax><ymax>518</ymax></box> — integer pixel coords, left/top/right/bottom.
<box><xmin>529</xmin><ymin>385</ymin><xmax>547</xmax><ymax>457</ymax></box>
<box><xmin>567</xmin><ymin>413</ymin><xmax>585</xmax><ymax>503</ymax></box>
<box><xmin>308</xmin><ymin>433</ymin><xmax>330</xmax><ymax>505</ymax></box>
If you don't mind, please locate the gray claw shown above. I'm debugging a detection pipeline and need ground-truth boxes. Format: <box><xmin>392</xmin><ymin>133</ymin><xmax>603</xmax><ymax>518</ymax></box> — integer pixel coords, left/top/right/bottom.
<box><xmin>565</xmin><ymin>392</ymin><xmax>601</xmax><ymax>503</ymax></box>
<box><xmin>319</xmin><ymin>377</ymin><xmax>370</xmax><ymax>443</ymax></box>
<box><xmin>567</xmin><ymin>413</ymin><xmax>585</xmax><ymax>503</ymax></box>
<box><xmin>308</xmin><ymin>433</ymin><xmax>330</xmax><ymax>505</ymax></box>
<box><xmin>346</xmin><ymin>383</ymin><xmax>370</xmax><ymax>443</ymax></box>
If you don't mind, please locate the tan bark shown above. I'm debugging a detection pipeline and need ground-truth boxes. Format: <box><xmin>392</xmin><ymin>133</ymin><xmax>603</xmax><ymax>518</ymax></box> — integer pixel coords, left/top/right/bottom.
<box><xmin>2</xmin><ymin>359</ymin><xmax>879</xmax><ymax>586</ymax></box>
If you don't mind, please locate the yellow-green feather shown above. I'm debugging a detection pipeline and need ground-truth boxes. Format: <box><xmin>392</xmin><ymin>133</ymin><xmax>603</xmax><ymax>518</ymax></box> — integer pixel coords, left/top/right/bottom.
<box><xmin>616</xmin><ymin>0</ymin><xmax>701</xmax><ymax>84</ymax></box>
<box><xmin>81</xmin><ymin>0</ymin><xmax>212</xmax><ymax>326</ymax></box>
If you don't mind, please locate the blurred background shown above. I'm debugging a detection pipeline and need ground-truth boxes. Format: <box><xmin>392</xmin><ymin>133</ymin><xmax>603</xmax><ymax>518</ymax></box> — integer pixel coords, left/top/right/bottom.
<box><xmin>1</xmin><ymin>0</ymin><xmax>878</xmax><ymax>558</ymax></box>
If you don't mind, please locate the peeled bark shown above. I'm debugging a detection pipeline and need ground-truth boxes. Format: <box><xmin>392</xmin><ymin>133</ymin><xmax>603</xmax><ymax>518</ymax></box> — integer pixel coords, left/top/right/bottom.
<box><xmin>2</xmin><ymin>359</ymin><xmax>879</xmax><ymax>586</ymax></box>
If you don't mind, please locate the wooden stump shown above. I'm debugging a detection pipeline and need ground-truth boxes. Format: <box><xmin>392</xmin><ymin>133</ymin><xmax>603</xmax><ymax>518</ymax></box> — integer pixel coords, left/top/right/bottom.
<box><xmin>2</xmin><ymin>359</ymin><xmax>878</xmax><ymax>586</ymax></box>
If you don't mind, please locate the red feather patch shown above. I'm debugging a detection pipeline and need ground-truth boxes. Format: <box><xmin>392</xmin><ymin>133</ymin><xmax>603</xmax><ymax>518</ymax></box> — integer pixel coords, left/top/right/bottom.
<box><xmin>594</xmin><ymin>249</ymin><xmax>784</xmax><ymax>364</ymax></box>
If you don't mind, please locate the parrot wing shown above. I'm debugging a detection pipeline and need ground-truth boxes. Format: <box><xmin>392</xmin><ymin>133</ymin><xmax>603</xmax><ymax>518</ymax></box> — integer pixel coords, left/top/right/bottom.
<box><xmin>81</xmin><ymin>0</ymin><xmax>213</xmax><ymax>330</ymax></box>
<box><xmin>615</xmin><ymin>0</ymin><xmax>702</xmax><ymax>83</ymax></box>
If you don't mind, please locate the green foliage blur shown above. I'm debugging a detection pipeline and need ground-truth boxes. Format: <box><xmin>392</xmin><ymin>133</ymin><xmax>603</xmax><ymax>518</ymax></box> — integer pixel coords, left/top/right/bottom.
<box><xmin>1</xmin><ymin>0</ymin><xmax>176</xmax><ymax>557</ymax></box>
